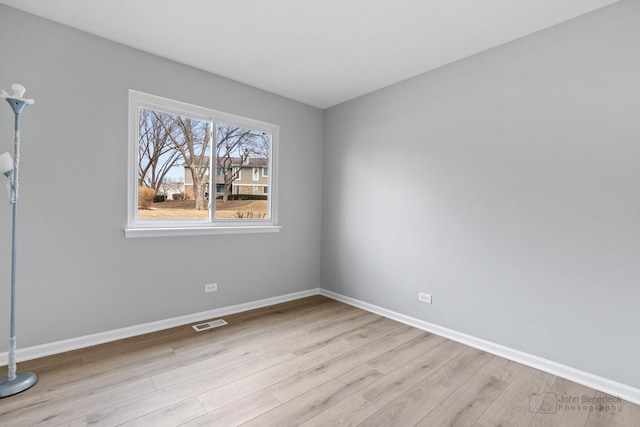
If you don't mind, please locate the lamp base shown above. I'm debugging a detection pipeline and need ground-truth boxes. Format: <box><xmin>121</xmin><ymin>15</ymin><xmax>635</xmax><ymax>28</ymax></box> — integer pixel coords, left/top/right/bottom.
<box><xmin>0</xmin><ymin>372</ymin><xmax>38</xmax><ymax>398</ymax></box>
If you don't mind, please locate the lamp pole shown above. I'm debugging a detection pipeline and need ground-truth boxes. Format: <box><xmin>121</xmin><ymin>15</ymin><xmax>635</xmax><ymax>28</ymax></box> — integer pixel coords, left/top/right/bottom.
<box><xmin>0</xmin><ymin>84</ymin><xmax>37</xmax><ymax>398</ymax></box>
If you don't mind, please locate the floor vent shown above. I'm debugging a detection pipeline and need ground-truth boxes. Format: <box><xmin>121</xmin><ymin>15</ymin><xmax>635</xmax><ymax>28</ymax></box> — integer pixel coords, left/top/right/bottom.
<box><xmin>192</xmin><ymin>319</ymin><xmax>228</xmax><ymax>332</ymax></box>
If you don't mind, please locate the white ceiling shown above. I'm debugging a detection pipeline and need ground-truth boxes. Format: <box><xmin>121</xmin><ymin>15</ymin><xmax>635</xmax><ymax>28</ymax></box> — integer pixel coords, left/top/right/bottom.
<box><xmin>0</xmin><ymin>0</ymin><xmax>619</xmax><ymax>108</ymax></box>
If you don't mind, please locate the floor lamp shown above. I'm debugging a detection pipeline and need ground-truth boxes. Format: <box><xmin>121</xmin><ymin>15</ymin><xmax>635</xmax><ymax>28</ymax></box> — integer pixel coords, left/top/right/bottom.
<box><xmin>0</xmin><ymin>84</ymin><xmax>37</xmax><ymax>398</ymax></box>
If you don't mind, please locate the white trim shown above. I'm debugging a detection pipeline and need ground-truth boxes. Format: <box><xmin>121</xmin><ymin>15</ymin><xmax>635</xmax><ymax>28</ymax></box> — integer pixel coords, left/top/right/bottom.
<box><xmin>319</xmin><ymin>289</ymin><xmax>640</xmax><ymax>406</ymax></box>
<box><xmin>0</xmin><ymin>288</ymin><xmax>319</xmax><ymax>365</ymax></box>
<box><xmin>125</xmin><ymin>225</ymin><xmax>281</xmax><ymax>238</ymax></box>
<box><xmin>6</xmin><ymin>286</ymin><xmax>636</xmax><ymax>406</ymax></box>
<box><xmin>252</xmin><ymin>167</ymin><xmax>260</xmax><ymax>181</ymax></box>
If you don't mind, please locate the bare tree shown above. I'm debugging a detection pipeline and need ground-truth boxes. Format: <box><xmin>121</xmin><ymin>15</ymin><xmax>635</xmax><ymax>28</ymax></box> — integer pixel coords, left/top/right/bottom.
<box><xmin>142</xmin><ymin>112</ymin><xmax>269</xmax><ymax>209</ymax></box>
<box><xmin>216</xmin><ymin>124</ymin><xmax>269</xmax><ymax>202</ymax></box>
<box><xmin>154</xmin><ymin>112</ymin><xmax>211</xmax><ymax>210</ymax></box>
<box><xmin>138</xmin><ymin>109</ymin><xmax>182</xmax><ymax>192</ymax></box>
<box><xmin>159</xmin><ymin>176</ymin><xmax>184</xmax><ymax>200</ymax></box>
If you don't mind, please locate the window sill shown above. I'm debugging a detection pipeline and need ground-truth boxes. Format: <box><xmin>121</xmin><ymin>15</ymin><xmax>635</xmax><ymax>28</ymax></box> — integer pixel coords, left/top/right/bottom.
<box><xmin>124</xmin><ymin>225</ymin><xmax>281</xmax><ymax>238</ymax></box>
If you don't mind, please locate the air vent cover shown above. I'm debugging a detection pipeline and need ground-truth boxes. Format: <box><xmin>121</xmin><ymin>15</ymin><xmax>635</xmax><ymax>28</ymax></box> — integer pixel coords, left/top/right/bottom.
<box><xmin>192</xmin><ymin>319</ymin><xmax>228</xmax><ymax>332</ymax></box>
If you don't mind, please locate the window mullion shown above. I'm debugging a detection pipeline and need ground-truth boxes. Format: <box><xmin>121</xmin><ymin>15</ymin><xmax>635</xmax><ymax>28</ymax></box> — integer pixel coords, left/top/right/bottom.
<box><xmin>209</xmin><ymin>119</ymin><xmax>215</xmax><ymax>223</ymax></box>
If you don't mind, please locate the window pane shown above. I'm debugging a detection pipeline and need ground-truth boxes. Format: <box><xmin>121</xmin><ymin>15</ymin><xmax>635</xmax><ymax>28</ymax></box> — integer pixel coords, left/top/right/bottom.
<box><xmin>137</xmin><ymin>107</ymin><xmax>210</xmax><ymax>220</ymax></box>
<box><xmin>214</xmin><ymin>123</ymin><xmax>270</xmax><ymax>220</ymax></box>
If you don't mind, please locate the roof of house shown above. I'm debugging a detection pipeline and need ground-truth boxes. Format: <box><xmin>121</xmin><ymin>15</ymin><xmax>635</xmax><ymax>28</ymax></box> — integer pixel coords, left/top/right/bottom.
<box><xmin>184</xmin><ymin>156</ymin><xmax>268</xmax><ymax>168</ymax></box>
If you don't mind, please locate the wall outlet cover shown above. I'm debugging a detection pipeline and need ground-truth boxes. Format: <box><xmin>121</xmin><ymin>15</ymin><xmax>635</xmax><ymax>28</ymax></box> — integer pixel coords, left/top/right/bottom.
<box><xmin>418</xmin><ymin>292</ymin><xmax>432</xmax><ymax>304</ymax></box>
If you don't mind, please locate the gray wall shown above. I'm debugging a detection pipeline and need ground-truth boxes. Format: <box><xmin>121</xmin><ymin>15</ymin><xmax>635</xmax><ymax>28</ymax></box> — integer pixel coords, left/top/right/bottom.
<box><xmin>322</xmin><ymin>0</ymin><xmax>640</xmax><ymax>388</ymax></box>
<box><xmin>0</xmin><ymin>5</ymin><xmax>323</xmax><ymax>349</ymax></box>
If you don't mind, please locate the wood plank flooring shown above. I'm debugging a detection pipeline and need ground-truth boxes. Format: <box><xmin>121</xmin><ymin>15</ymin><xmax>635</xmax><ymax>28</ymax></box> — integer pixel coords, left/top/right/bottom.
<box><xmin>0</xmin><ymin>295</ymin><xmax>638</xmax><ymax>426</ymax></box>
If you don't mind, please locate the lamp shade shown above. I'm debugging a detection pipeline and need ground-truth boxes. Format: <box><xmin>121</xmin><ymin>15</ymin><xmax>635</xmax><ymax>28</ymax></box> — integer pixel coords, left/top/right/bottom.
<box><xmin>0</xmin><ymin>152</ymin><xmax>12</xmax><ymax>177</ymax></box>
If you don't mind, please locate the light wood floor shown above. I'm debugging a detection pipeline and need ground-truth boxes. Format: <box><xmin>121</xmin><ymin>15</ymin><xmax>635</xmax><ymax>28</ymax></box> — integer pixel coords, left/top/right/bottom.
<box><xmin>1</xmin><ymin>295</ymin><xmax>638</xmax><ymax>426</ymax></box>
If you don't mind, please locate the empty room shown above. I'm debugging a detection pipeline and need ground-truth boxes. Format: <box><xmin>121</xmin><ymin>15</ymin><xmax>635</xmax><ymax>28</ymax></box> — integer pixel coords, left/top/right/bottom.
<box><xmin>0</xmin><ymin>0</ymin><xmax>639</xmax><ymax>425</ymax></box>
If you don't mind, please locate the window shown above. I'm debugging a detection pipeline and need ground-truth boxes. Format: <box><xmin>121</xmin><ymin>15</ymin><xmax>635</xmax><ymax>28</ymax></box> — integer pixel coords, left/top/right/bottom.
<box><xmin>264</xmin><ymin>186</ymin><xmax>268</xmax><ymax>194</ymax></box>
<box><xmin>262</xmin><ymin>167</ymin><xmax>269</xmax><ymax>177</ymax></box>
<box><xmin>127</xmin><ymin>90</ymin><xmax>279</xmax><ymax>237</ymax></box>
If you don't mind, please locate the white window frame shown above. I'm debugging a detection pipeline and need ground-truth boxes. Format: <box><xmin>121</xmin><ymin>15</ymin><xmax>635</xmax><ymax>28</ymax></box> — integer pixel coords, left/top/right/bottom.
<box><xmin>253</xmin><ymin>167</ymin><xmax>260</xmax><ymax>181</ymax></box>
<box><xmin>262</xmin><ymin>167</ymin><xmax>269</xmax><ymax>177</ymax></box>
<box><xmin>126</xmin><ymin>90</ymin><xmax>280</xmax><ymax>238</ymax></box>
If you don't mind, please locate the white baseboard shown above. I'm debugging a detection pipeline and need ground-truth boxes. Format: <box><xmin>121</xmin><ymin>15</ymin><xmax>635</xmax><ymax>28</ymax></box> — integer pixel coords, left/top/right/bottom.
<box><xmin>3</xmin><ymin>286</ymin><xmax>638</xmax><ymax>407</ymax></box>
<box><xmin>319</xmin><ymin>289</ymin><xmax>640</xmax><ymax>406</ymax></box>
<box><xmin>0</xmin><ymin>288</ymin><xmax>320</xmax><ymax>365</ymax></box>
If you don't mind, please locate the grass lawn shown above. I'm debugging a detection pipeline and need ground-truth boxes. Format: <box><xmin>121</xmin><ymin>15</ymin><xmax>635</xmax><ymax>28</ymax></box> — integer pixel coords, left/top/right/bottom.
<box><xmin>138</xmin><ymin>199</ymin><xmax>268</xmax><ymax>219</ymax></box>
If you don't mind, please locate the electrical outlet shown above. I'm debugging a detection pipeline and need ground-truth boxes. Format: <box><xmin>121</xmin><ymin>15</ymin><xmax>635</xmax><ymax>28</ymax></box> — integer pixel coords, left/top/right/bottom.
<box><xmin>204</xmin><ymin>283</ymin><xmax>218</xmax><ymax>293</ymax></box>
<box><xmin>418</xmin><ymin>292</ymin><xmax>432</xmax><ymax>304</ymax></box>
